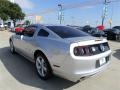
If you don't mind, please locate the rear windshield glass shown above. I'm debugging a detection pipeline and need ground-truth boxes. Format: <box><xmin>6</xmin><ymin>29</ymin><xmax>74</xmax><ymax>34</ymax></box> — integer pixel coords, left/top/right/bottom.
<box><xmin>47</xmin><ymin>26</ymin><xmax>89</xmax><ymax>38</ymax></box>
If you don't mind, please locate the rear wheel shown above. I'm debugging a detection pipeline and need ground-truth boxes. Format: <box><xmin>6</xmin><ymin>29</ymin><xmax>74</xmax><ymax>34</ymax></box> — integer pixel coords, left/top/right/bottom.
<box><xmin>114</xmin><ymin>34</ymin><xmax>120</xmax><ymax>40</ymax></box>
<box><xmin>117</xmin><ymin>34</ymin><xmax>120</xmax><ymax>41</ymax></box>
<box><xmin>35</xmin><ymin>53</ymin><xmax>52</xmax><ymax>80</ymax></box>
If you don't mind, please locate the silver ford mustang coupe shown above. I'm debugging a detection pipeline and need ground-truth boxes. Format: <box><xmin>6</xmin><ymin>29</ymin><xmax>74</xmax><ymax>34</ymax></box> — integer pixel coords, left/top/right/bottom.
<box><xmin>9</xmin><ymin>24</ymin><xmax>111</xmax><ymax>82</ymax></box>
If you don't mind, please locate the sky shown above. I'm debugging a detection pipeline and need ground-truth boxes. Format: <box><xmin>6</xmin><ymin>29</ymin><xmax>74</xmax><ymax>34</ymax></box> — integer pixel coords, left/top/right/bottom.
<box><xmin>14</xmin><ymin>0</ymin><xmax>120</xmax><ymax>27</ymax></box>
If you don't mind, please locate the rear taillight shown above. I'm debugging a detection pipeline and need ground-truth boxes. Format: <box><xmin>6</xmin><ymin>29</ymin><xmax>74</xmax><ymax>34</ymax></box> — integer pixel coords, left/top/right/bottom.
<box><xmin>74</xmin><ymin>46</ymin><xmax>91</xmax><ymax>56</ymax></box>
<box><xmin>73</xmin><ymin>42</ymin><xmax>110</xmax><ymax>56</ymax></box>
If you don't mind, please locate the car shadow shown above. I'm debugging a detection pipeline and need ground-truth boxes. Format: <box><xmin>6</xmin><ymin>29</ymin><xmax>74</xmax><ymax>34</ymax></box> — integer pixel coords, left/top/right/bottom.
<box><xmin>113</xmin><ymin>49</ymin><xmax>120</xmax><ymax>60</ymax></box>
<box><xmin>0</xmin><ymin>47</ymin><xmax>87</xmax><ymax>90</ymax></box>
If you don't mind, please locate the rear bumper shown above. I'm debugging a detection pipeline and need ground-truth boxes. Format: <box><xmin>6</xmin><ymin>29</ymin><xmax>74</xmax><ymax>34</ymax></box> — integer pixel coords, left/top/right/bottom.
<box><xmin>69</xmin><ymin>61</ymin><xmax>110</xmax><ymax>82</ymax></box>
<box><xmin>61</xmin><ymin>50</ymin><xmax>111</xmax><ymax>82</ymax></box>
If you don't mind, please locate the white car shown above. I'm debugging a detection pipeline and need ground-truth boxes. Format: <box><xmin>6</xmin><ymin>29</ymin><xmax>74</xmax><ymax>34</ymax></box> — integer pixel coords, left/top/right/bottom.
<box><xmin>9</xmin><ymin>24</ymin><xmax>111</xmax><ymax>82</ymax></box>
<box><xmin>0</xmin><ymin>23</ymin><xmax>4</xmax><ymax>30</ymax></box>
<box><xmin>0</xmin><ymin>23</ymin><xmax>4</xmax><ymax>27</ymax></box>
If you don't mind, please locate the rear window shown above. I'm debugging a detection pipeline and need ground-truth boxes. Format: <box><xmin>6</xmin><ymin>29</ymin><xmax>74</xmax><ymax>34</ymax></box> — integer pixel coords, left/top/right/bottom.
<box><xmin>47</xmin><ymin>26</ymin><xmax>89</xmax><ymax>38</ymax></box>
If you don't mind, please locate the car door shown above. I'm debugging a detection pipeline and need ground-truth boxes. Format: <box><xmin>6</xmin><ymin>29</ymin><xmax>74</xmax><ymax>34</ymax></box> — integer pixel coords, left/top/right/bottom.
<box><xmin>13</xmin><ymin>32</ymin><xmax>24</xmax><ymax>53</ymax></box>
<box><xmin>20</xmin><ymin>26</ymin><xmax>37</xmax><ymax>61</ymax></box>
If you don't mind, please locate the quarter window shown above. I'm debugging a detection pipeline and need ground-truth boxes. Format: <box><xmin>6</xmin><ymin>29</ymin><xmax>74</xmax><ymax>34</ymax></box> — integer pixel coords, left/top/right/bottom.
<box><xmin>38</xmin><ymin>29</ymin><xmax>49</xmax><ymax>37</ymax></box>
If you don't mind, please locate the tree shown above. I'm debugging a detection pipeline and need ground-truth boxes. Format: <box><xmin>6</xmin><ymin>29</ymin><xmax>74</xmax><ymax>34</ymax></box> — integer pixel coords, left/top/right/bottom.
<box><xmin>0</xmin><ymin>0</ymin><xmax>10</xmax><ymax>21</ymax></box>
<box><xmin>0</xmin><ymin>13</ymin><xmax>9</xmax><ymax>21</ymax></box>
<box><xmin>24</xmin><ymin>20</ymin><xmax>31</xmax><ymax>25</ymax></box>
<box><xmin>7</xmin><ymin>3</ymin><xmax>25</xmax><ymax>26</ymax></box>
<box><xmin>0</xmin><ymin>0</ymin><xmax>25</xmax><ymax>26</ymax></box>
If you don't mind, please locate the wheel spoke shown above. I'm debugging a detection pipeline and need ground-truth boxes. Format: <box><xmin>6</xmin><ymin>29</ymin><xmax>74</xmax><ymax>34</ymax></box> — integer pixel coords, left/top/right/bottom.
<box><xmin>41</xmin><ymin>59</ymin><xmax>44</xmax><ymax>65</ymax></box>
<box><xmin>38</xmin><ymin>69</ymin><xmax>42</xmax><ymax>76</ymax></box>
<box><xmin>42</xmin><ymin>59</ymin><xmax>47</xmax><ymax>74</ymax></box>
<box><xmin>43</xmin><ymin>66</ymin><xmax>47</xmax><ymax>71</ymax></box>
<box><xmin>41</xmin><ymin>67</ymin><xmax>45</xmax><ymax>76</ymax></box>
<box><xmin>37</xmin><ymin>57</ymin><xmax>42</xmax><ymax>65</ymax></box>
<box><xmin>37</xmin><ymin>64</ymin><xmax>41</xmax><ymax>69</ymax></box>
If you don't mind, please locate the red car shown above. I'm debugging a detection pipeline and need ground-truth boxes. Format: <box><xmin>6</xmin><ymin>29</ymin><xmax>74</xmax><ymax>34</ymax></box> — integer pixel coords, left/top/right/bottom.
<box><xmin>15</xmin><ymin>24</ymin><xmax>25</xmax><ymax>33</ymax></box>
<box><xmin>96</xmin><ymin>25</ymin><xmax>105</xmax><ymax>31</ymax></box>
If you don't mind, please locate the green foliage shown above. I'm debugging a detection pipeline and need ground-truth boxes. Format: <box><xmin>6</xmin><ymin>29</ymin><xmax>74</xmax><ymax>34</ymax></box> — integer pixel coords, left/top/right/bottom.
<box><xmin>8</xmin><ymin>3</ymin><xmax>25</xmax><ymax>20</ymax></box>
<box><xmin>7</xmin><ymin>3</ymin><xmax>25</xmax><ymax>26</ymax></box>
<box><xmin>0</xmin><ymin>0</ymin><xmax>25</xmax><ymax>25</ymax></box>
<box><xmin>24</xmin><ymin>20</ymin><xmax>31</xmax><ymax>25</ymax></box>
<box><xmin>0</xmin><ymin>0</ymin><xmax>10</xmax><ymax>21</ymax></box>
<box><xmin>0</xmin><ymin>13</ymin><xmax>9</xmax><ymax>21</ymax></box>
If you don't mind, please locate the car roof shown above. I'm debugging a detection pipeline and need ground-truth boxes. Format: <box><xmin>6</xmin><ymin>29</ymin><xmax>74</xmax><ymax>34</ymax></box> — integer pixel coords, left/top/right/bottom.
<box><xmin>30</xmin><ymin>24</ymin><xmax>67</xmax><ymax>27</ymax></box>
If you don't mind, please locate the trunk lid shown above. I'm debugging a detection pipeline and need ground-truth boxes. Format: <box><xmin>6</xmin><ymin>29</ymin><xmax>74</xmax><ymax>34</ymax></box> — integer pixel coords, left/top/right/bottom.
<box><xmin>65</xmin><ymin>36</ymin><xmax>103</xmax><ymax>43</ymax></box>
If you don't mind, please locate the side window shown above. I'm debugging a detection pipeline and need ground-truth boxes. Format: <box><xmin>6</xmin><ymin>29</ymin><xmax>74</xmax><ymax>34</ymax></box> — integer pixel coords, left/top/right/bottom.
<box><xmin>23</xmin><ymin>26</ymin><xmax>36</xmax><ymax>37</ymax></box>
<box><xmin>38</xmin><ymin>29</ymin><xmax>49</xmax><ymax>37</ymax></box>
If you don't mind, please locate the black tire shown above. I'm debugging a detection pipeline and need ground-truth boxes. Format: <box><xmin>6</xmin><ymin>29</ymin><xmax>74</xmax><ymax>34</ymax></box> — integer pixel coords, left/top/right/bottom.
<box><xmin>9</xmin><ymin>40</ymin><xmax>16</xmax><ymax>54</ymax></box>
<box><xmin>118</xmin><ymin>34</ymin><xmax>120</xmax><ymax>41</ymax></box>
<box><xmin>107</xmin><ymin>35</ymin><xmax>111</xmax><ymax>40</ymax></box>
<box><xmin>35</xmin><ymin>53</ymin><xmax>52</xmax><ymax>80</ymax></box>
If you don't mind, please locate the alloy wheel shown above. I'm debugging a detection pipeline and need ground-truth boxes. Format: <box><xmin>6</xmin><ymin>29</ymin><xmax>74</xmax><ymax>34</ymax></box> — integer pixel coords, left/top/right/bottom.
<box><xmin>36</xmin><ymin>56</ymin><xmax>47</xmax><ymax>77</ymax></box>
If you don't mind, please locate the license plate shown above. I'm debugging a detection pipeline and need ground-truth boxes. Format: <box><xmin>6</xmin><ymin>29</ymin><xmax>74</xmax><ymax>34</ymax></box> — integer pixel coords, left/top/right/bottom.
<box><xmin>99</xmin><ymin>58</ymin><xmax>106</xmax><ymax>66</ymax></box>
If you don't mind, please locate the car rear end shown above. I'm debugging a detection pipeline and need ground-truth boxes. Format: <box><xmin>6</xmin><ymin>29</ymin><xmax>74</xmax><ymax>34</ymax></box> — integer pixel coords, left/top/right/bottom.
<box><xmin>46</xmin><ymin>25</ymin><xmax>111</xmax><ymax>82</ymax></box>
<box><xmin>62</xmin><ymin>38</ymin><xmax>111</xmax><ymax>82</ymax></box>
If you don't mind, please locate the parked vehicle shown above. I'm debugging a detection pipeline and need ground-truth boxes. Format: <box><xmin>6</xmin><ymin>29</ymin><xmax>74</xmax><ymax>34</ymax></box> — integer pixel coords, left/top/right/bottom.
<box><xmin>113</xmin><ymin>26</ymin><xmax>120</xmax><ymax>30</ymax></box>
<box><xmin>82</xmin><ymin>25</ymin><xmax>91</xmax><ymax>33</ymax></box>
<box><xmin>67</xmin><ymin>25</ymin><xmax>83</xmax><ymax>30</ymax></box>
<box><xmin>96</xmin><ymin>25</ymin><xmax>105</xmax><ymax>31</ymax></box>
<box><xmin>0</xmin><ymin>23</ymin><xmax>4</xmax><ymax>28</ymax></box>
<box><xmin>9</xmin><ymin>24</ymin><xmax>111</xmax><ymax>82</ymax></box>
<box><xmin>14</xmin><ymin>24</ymin><xmax>26</xmax><ymax>33</ymax></box>
<box><xmin>90</xmin><ymin>28</ymin><xmax>106</xmax><ymax>37</ymax></box>
<box><xmin>78</xmin><ymin>25</ymin><xmax>105</xmax><ymax>37</ymax></box>
<box><xmin>4</xmin><ymin>23</ymin><xmax>8</xmax><ymax>30</ymax></box>
<box><xmin>0</xmin><ymin>23</ymin><xmax>4</xmax><ymax>31</ymax></box>
<box><xmin>104</xmin><ymin>28</ymin><xmax>120</xmax><ymax>40</ymax></box>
